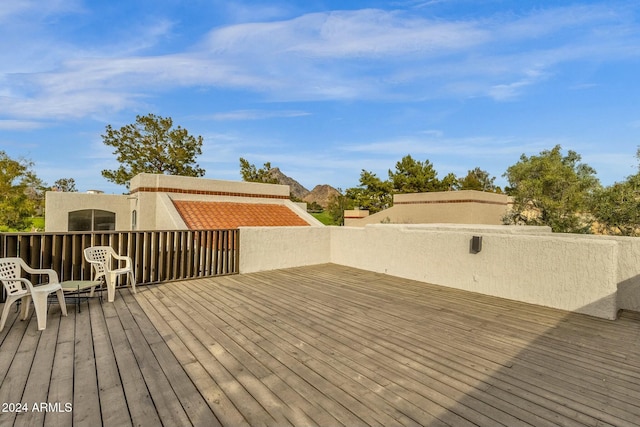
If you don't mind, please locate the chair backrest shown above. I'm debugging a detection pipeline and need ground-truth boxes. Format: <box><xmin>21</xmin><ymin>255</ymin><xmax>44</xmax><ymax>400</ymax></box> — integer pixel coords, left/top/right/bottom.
<box><xmin>84</xmin><ymin>246</ymin><xmax>114</xmax><ymax>281</ymax></box>
<box><xmin>0</xmin><ymin>258</ymin><xmax>28</xmax><ymax>296</ymax></box>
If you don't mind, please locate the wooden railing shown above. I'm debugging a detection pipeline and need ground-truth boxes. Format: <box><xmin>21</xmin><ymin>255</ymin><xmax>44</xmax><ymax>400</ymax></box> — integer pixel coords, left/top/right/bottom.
<box><xmin>0</xmin><ymin>229</ymin><xmax>239</xmax><ymax>300</ymax></box>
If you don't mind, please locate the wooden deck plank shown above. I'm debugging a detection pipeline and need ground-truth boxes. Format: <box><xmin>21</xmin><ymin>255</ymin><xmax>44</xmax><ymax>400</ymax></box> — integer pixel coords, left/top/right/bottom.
<box><xmin>119</xmin><ymin>291</ymin><xmax>222</xmax><ymax>427</ymax></box>
<box><xmin>271</xmin><ymin>269</ymin><xmax>638</xmax><ymax>426</ymax></box>
<box><xmin>1</xmin><ymin>263</ymin><xmax>640</xmax><ymax>427</ymax></box>
<box><xmin>141</xmin><ymin>285</ymin><xmax>276</xmax><ymax>427</ymax></box>
<box><xmin>88</xmin><ymin>297</ymin><xmax>133</xmax><ymax>427</ymax></box>
<box><xmin>72</xmin><ymin>298</ymin><xmax>102</xmax><ymax>427</ymax></box>
<box><xmin>101</xmin><ymin>299</ymin><xmax>163</xmax><ymax>427</ymax></box>
<box><xmin>0</xmin><ymin>315</ymin><xmax>41</xmax><ymax>427</ymax></box>
<box><xmin>0</xmin><ymin>310</ymin><xmax>28</xmax><ymax>398</ymax></box>
<box><xmin>143</xmin><ymin>286</ymin><xmax>285</xmax><ymax>427</ymax></box>
<box><xmin>111</xmin><ymin>293</ymin><xmax>193</xmax><ymax>427</ymax></box>
<box><xmin>166</xmin><ymin>281</ymin><xmax>389</xmax><ymax>427</ymax></box>
<box><xmin>325</xmin><ymin>276</ymin><xmax>640</xmax><ymax>425</ymax></box>
<box><xmin>187</xmin><ymin>277</ymin><xmax>461</xmax><ymax>427</ymax></box>
<box><xmin>134</xmin><ymin>289</ymin><xmax>247</xmax><ymax>427</ymax></box>
<box><xmin>44</xmin><ymin>303</ymin><xmax>76</xmax><ymax>427</ymax></box>
<box><xmin>14</xmin><ymin>313</ymin><xmax>61</xmax><ymax>427</ymax></box>
<box><xmin>213</xmin><ymin>273</ymin><xmax>527</xmax><ymax>427</ymax></box>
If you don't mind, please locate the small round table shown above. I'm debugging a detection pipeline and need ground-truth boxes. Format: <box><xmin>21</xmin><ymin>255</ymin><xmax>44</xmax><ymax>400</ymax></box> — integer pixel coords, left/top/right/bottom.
<box><xmin>60</xmin><ymin>280</ymin><xmax>102</xmax><ymax>312</ymax></box>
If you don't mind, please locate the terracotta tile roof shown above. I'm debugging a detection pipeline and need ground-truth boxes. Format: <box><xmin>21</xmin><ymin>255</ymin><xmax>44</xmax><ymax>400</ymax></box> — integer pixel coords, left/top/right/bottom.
<box><xmin>172</xmin><ymin>201</ymin><xmax>311</xmax><ymax>229</ymax></box>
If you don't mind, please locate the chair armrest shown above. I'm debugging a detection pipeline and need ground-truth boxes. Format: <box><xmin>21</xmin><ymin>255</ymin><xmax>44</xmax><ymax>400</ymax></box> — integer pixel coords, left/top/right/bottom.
<box><xmin>21</xmin><ymin>265</ymin><xmax>59</xmax><ymax>284</ymax></box>
<box><xmin>112</xmin><ymin>253</ymin><xmax>132</xmax><ymax>269</ymax></box>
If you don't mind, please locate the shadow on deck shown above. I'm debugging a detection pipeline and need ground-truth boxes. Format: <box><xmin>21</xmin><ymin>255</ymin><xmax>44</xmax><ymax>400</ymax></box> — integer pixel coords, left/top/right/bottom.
<box><xmin>1</xmin><ymin>263</ymin><xmax>640</xmax><ymax>426</ymax></box>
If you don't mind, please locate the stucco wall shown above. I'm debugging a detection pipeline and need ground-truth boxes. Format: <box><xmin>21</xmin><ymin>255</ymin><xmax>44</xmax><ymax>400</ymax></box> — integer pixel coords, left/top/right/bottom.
<box><xmin>346</xmin><ymin>190</ymin><xmax>511</xmax><ymax>226</ymax></box>
<box><xmin>330</xmin><ymin>225</ymin><xmax>619</xmax><ymax>319</ymax></box>
<box><xmin>239</xmin><ymin>226</ymin><xmax>330</xmax><ymax>273</ymax></box>
<box><xmin>237</xmin><ymin>224</ymin><xmax>640</xmax><ymax>319</ymax></box>
<box><xmin>45</xmin><ymin>191</ymin><xmax>132</xmax><ymax>232</ymax></box>
<box><xmin>130</xmin><ymin>173</ymin><xmax>291</xmax><ymax>198</ymax></box>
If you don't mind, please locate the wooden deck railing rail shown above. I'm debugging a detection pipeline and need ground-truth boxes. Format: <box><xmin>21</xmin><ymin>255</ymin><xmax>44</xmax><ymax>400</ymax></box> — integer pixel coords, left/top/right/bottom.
<box><xmin>0</xmin><ymin>229</ymin><xmax>239</xmax><ymax>301</ymax></box>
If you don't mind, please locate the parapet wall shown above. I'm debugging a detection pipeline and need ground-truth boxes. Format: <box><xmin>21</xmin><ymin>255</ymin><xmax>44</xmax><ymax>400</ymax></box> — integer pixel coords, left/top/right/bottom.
<box><xmin>345</xmin><ymin>190</ymin><xmax>512</xmax><ymax>226</ymax></box>
<box><xmin>130</xmin><ymin>173</ymin><xmax>291</xmax><ymax>198</ymax></box>
<box><xmin>239</xmin><ymin>224</ymin><xmax>640</xmax><ymax>319</ymax></box>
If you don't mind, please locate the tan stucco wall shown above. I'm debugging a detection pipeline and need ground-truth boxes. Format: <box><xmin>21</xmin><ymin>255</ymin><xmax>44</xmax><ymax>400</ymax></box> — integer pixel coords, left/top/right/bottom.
<box><xmin>130</xmin><ymin>173</ymin><xmax>291</xmax><ymax>198</ymax></box>
<box><xmin>45</xmin><ymin>191</ymin><xmax>133</xmax><ymax>232</ymax></box>
<box><xmin>345</xmin><ymin>190</ymin><xmax>511</xmax><ymax>226</ymax></box>
<box><xmin>239</xmin><ymin>226</ymin><xmax>330</xmax><ymax>272</ymax></box>
<box><xmin>239</xmin><ymin>224</ymin><xmax>640</xmax><ymax>319</ymax></box>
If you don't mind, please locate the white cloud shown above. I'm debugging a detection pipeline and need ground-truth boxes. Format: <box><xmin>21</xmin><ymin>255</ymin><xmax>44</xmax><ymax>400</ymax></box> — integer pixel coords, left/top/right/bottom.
<box><xmin>1</xmin><ymin>4</ymin><xmax>640</xmax><ymax>120</ymax></box>
<box><xmin>204</xmin><ymin>9</ymin><xmax>488</xmax><ymax>58</ymax></box>
<box><xmin>487</xmin><ymin>68</ymin><xmax>548</xmax><ymax>101</ymax></box>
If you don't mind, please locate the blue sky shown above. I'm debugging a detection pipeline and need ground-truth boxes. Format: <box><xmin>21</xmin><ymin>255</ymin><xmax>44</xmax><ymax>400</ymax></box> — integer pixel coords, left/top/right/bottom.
<box><xmin>2</xmin><ymin>0</ymin><xmax>640</xmax><ymax>194</ymax></box>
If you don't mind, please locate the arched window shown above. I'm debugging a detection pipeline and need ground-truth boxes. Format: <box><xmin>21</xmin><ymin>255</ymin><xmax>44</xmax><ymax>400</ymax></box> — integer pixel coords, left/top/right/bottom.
<box><xmin>68</xmin><ymin>210</ymin><xmax>116</xmax><ymax>231</ymax></box>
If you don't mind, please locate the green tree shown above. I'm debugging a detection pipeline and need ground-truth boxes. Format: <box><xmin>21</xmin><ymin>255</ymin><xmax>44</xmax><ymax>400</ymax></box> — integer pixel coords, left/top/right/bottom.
<box><xmin>458</xmin><ymin>167</ymin><xmax>500</xmax><ymax>192</ymax></box>
<box><xmin>590</xmin><ymin>175</ymin><xmax>640</xmax><ymax>236</ymax></box>
<box><xmin>0</xmin><ymin>151</ymin><xmax>43</xmax><ymax>230</ymax></box>
<box><xmin>54</xmin><ymin>178</ymin><xmax>77</xmax><ymax>192</ymax></box>
<box><xmin>326</xmin><ymin>189</ymin><xmax>355</xmax><ymax>225</ymax></box>
<box><xmin>101</xmin><ymin>113</ymin><xmax>205</xmax><ymax>188</ymax></box>
<box><xmin>503</xmin><ymin>145</ymin><xmax>599</xmax><ymax>233</ymax></box>
<box><xmin>590</xmin><ymin>148</ymin><xmax>640</xmax><ymax>236</ymax></box>
<box><xmin>440</xmin><ymin>172</ymin><xmax>459</xmax><ymax>191</ymax></box>
<box><xmin>239</xmin><ymin>158</ymin><xmax>279</xmax><ymax>184</ymax></box>
<box><xmin>307</xmin><ymin>201</ymin><xmax>323</xmax><ymax>212</ymax></box>
<box><xmin>345</xmin><ymin>170</ymin><xmax>393</xmax><ymax>214</ymax></box>
<box><xmin>388</xmin><ymin>155</ymin><xmax>443</xmax><ymax>193</ymax></box>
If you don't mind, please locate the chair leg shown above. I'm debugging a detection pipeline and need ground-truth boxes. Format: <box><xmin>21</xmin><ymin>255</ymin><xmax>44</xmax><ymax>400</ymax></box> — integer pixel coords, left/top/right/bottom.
<box><xmin>55</xmin><ymin>289</ymin><xmax>68</xmax><ymax>317</ymax></box>
<box><xmin>129</xmin><ymin>271</ymin><xmax>136</xmax><ymax>293</ymax></box>
<box><xmin>30</xmin><ymin>292</ymin><xmax>49</xmax><ymax>331</ymax></box>
<box><xmin>0</xmin><ymin>295</ymin><xmax>21</xmax><ymax>331</ymax></box>
<box><xmin>107</xmin><ymin>274</ymin><xmax>116</xmax><ymax>302</ymax></box>
<box><xmin>0</xmin><ymin>303</ymin><xmax>10</xmax><ymax>331</ymax></box>
<box><xmin>21</xmin><ymin>295</ymin><xmax>32</xmax><ymax>320</ymax></box>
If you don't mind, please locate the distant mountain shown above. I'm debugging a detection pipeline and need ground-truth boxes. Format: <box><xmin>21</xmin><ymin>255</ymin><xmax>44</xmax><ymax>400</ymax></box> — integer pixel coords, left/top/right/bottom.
<box><xmin>304</xmin><ymin>185</ymin><xmax>341</xmax><ymax>209</ymax></box>
<box><xmin>267</xmin><ymin>168</ymin><xmax>339</xmax><ymax>209</ymax></box>
<box><xmin>268</xmin><ymin>167</ymin><xmax>310</xmax><ymax>200</ymax></box>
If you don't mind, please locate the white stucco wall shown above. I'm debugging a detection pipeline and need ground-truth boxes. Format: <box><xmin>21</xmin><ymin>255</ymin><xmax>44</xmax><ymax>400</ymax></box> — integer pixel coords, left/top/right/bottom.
<box><xmin>330</xmin><ymin>225</ymin><xmax>619</xmax><ymax>319</ymax></box>
<box><xmin>239</xmin><ymin>226</ymin><xmax>330</xmax><ymax>273</ymax></box>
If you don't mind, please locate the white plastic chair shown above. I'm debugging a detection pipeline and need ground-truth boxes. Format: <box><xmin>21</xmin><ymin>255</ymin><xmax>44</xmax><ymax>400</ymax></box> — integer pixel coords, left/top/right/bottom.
<box><xmin>0</xmin><ymin>257</ymin><xmax>68</xmax><ymax>331</ymax></box>
<box><xmin>84</xmin><ymin>246</ymin><xmax>136</xmax><ymax>302</ymax></box>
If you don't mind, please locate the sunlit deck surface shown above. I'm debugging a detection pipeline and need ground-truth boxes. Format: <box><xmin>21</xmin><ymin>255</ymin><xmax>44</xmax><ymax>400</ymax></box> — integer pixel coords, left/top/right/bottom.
<box><xmin>1</xmin><ymin>263</ymin><xmax>640</xmax><ymax>427</ymax></box>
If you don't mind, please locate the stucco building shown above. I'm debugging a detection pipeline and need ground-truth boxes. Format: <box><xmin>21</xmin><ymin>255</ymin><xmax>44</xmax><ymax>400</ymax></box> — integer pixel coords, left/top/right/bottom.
<box><xmin>344</xmin><ymin>190</ymin><xmax>512</xmax><ymax>226</ymax></box>
<box><xmin>45</xmin><ymin>173</ymin><xmax>322</xmax><ymax>232</ymax></box>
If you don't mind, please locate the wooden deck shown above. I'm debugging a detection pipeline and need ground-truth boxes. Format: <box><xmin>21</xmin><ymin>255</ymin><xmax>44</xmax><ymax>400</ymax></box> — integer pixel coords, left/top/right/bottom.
<box><xmin>1</xmin><ymin>263</ymin><xmax>640</xmax><ymax>427</ymax></box>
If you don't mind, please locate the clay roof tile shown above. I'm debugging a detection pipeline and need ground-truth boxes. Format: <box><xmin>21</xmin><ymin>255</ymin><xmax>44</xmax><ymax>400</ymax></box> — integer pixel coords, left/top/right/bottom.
<box><xmin>172</xmin><ymin>201</ymin><xmax>311</xmax><ymax>229</ymax></box>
